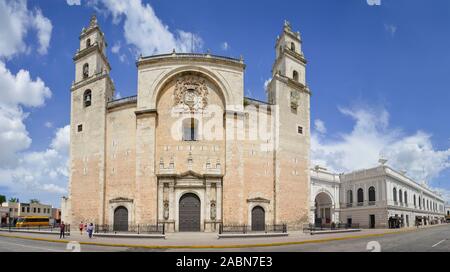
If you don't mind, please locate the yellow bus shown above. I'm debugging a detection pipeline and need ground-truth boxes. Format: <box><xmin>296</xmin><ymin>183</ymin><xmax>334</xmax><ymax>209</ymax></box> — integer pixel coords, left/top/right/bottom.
<box><xmin>16</xmin><ymin>216</ymin><xmax>50</xmax><ymax>227</ymax></box>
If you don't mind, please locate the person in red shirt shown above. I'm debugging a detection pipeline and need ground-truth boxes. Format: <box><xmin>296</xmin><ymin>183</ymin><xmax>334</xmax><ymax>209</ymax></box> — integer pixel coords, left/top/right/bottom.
<box><xmin>59</xmin><ymin>221</ymin><xmax>66</xmax><ymax>239</ymax></box>
<box><xmin>79</xmin><ymin>221</ymin><xmax>84</xmax><ymax>235</ymax></box>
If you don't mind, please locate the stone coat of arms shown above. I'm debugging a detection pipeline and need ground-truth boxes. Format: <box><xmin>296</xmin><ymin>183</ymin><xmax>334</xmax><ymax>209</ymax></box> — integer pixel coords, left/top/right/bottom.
<box><xmin>174</xmin><ymin>75</ymin><xmax>209</xmax><ymax>112</ymax></box>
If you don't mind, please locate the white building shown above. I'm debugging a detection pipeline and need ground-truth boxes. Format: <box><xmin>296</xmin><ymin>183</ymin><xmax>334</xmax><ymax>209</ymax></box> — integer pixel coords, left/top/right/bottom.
<box><xmin>310</xmin><ymin>163</ymin><xmax>446</xmax><ymax>228</ymax></box>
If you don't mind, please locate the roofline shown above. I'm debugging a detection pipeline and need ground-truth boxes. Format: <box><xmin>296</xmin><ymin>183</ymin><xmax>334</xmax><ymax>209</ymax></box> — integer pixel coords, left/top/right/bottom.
<box><xmin>136</xmin><ymin>53</ymin><xmax>246</xmax><ymax>69</ymax></box>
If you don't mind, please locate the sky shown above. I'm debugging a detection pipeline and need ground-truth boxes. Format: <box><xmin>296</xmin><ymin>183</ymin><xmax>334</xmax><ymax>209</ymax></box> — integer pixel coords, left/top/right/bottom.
<box><xmin>0</xmin><ymin>0</ymin><xmax>449</xmax><ymax>207</ymax></box>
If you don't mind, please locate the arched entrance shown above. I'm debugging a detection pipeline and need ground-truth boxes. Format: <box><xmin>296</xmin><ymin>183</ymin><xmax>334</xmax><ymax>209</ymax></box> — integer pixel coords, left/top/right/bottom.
<box><xmin>251</xmin><ymin>206</ymin><xmax>265</xmax><ymax>231</ymax></box>
<box><xmin>113</xmin><ymin>206</ymin><xmax>128</xmax><ymax>231</ymax></box>
<box><xmin>179</xmin><ymin>193</ymin><xmax>201</xmax><ymax>232</ymax></box>
<box><xmin>315</xmin><ymin>192</ymin><xmax>333</xmax><ymax>225</ymax></box>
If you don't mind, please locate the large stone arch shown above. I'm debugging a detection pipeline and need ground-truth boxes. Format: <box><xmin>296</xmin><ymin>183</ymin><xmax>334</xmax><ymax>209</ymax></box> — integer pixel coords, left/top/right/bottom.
<box><xmin>150</xmin><ymin>66</ymin><xmax>233</xmax><ymax>110</ymax></box>
<box><xmin>314</xmin><ymin>190</ymin><xmax>335</xmax><ymax>225</ymax></box>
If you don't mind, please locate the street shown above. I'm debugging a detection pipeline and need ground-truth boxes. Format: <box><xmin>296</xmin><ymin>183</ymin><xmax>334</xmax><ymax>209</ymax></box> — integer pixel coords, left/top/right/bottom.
<box><xmin>0</xmin><ymin>224</ymin><xmax>449</xmax><ymax>252</ymax></box>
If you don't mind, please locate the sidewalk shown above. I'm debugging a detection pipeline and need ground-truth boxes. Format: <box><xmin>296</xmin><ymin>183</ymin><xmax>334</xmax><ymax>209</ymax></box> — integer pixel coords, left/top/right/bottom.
<box><xmin>0</xmin><ymin>225</ymin><xmax>442</xmax><ymax>249</ymax></box>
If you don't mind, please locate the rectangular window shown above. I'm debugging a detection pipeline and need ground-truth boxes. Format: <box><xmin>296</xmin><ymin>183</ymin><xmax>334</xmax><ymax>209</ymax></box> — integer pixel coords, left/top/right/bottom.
<box><xmin>38</xmin><ymin>208</ymin><xmax>40</xmax><ymax>213</ymax></box>
<box><xmin>22</xmin><ymin>207</ymin><xmax>25</xmax><ymax>213</ymax></box>
<box><xmin>33</xmin><ymin>208</ymin><xmax>36</xmax><ymax>213</ymax></box>
<box><xmin>297</xmin><ymin>126</ymin><xmax>303</xmax><ymax>135</ymax></box>
<box><xmin>27</xmin><ymin>207</ymin><xmax>30</xmax><ymax>213</ymax></box>
<box><xmin>77</xmin><ymin>124</ymin><xmax>83</xmax><ymax>132</ymax></box>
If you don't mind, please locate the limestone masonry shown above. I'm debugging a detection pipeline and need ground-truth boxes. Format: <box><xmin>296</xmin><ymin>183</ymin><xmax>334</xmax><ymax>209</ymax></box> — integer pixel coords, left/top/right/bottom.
<box><xmin>64</xmin><ymin>16</ymin><xmax>311</xmax><ymax>232</ymax></box>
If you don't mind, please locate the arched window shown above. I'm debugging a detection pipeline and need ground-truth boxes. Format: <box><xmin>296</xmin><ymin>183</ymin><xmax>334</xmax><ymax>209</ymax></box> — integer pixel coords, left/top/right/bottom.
<box><xmin>393</xmin><ymin>188</ymin><xmax>397</xmax><ymax>202</ymax></box>
<box><xmin>357</xmin><ymin>188</ymin><xmax>364</xmax><ymax>205</ymax></box>
<box><xmin>347</xmin><ymin>190</ymin><xmax>353</xmax><ymax>206</ymax></box>
<box><xmin>291</xmin><ymin>42</ymin><xmax>295</xmax><ymax>51</ymax></box>
<box><xmin>368</xmin><ymin>187</ymin><xmax>376</xmax><ymax>204</ymax></box>
<box><xmin>399</xmin><ymin>189</ymin><xmax>403</xmax><ymax>203</ymax></box>
<box><xmin>293</xmin><ymin>70</ymin><xmax>299</xmax><ymax>82</ymax></box>
<box><xmin>83</xmin><ymin>63</ymin><xmax>89</xmax><ymax>79</ymax></box>
<box><xmin>83</xmin><ymin>90</ymin><xmax>92</xmax><ymax>107</ymax></box>
<box><xmin>86</xmin><ymin>38</ymin><xmax>91</xmax><ymax>48</ymax></box>
<box><xmin>404</xmin><ymin>191</ymin><xmax>408</xmax><ymax>205</ymax></box>
<box><xmin>182</xmin><ymin>118</ymin><xmax>198</xmax><ymax>141</ymax></box>
<box><xmin>414</xmin><ymin>195</ymin><xmax>416</xmax><ymax>206</ymax></box>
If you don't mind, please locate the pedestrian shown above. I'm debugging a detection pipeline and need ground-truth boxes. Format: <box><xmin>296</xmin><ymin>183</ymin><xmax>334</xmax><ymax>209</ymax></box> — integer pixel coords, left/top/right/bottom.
<box><xmin>79</xmin><ymin>221</ymin><xmax>84</xmax><ymax>235</ymax></box>
<box><xmin>59</xmin><ymin>221</ymin><xmax>66</xmax><ymax>239</ymax></box>
<box><xmin>87</xmin><ymin>223</ymin><xmax>94</xmax><ymax>239</ymax></box>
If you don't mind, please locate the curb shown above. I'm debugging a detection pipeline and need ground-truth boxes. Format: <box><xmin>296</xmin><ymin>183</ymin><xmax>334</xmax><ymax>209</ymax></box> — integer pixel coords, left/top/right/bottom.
<box><xmin>94</xmin><ymin>233</ymin><xmax>165</xmax><ymax>239</ymax></box>
<box><xmin>0</xmin><ymin>227</ymin><xmax>427</xmax><ymax>250</ymax></box>
<box><xmin>310</xmin><ymin>229</ymin><xmax>361</xmax><ymax>235</ymax></box>
<box><xmin>218</xmin><ymin>233</ymin><xmax>289</xmax><ymax>239</ymax></box>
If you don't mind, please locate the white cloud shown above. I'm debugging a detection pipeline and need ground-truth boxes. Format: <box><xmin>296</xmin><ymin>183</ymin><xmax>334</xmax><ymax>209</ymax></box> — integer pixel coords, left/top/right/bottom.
<box><xmin>32</xmin><ymin>9</ymin><xmax>53</xmax><ymax>55</ymax></box>
<box><xmin>367</xmin><ymin>0</ymin><xmax>381</xmax><ymax>6</ymax></box>
<box><xmin>314</xmin><ymin>119</ymin><xmax>327</xmax><ymax>134</ymax></box>
<box><xmin>94</xmin><ymin>0</ymin><xmax>203</xmax><ymax>55</ymax></box>
<box><xmin>66</xmin><ymin>0</ymin><xmax>81</xmax><ymax>5</ymax></box>
<box><xmin>0</xmin><ymin>125</ymin><xmax>70</xmax><ymax>201</ymax></box>
<box><xmin>312</xmin><ymin>105</ymin><xmax>450</xmax><ymax>189</ymax></box>
<box><xmin>264</xmin><ymin>78</ymin><xmax>272</xmax><ymax>91</ymax></box>
<box><xmin>111</xmin><ymin>41</ymin><xmax>121</xmax><ymax>54</ymax></box>
<box><xmin>0</xmin><ymin>61</ymin><xmax>51</xmax><ymax>167</ymax></box>
<box><xmin>0</xmin><ymin>0</ymin><xmax>53</xmax><ymax>58</ymax></box>
<box><xmin>221</xmin><ymin>42</ymin><xmax>229</xmax><ymax>51</ymax></box>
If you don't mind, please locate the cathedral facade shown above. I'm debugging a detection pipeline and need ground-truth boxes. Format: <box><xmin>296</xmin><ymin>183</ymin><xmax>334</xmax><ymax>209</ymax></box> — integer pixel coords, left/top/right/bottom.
<box><xmin>64</xmin><ymin>16</ymin><xmax>311</xmax><ymax>232</ymax></box>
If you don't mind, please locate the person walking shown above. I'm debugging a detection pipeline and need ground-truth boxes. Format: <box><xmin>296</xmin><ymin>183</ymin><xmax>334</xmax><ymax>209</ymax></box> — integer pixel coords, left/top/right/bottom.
<box><xmin>79</xmin><ymin>221</ymin><xmax>84</xmax><ymax>235</ymax></box>
<box><xmin>87</xmin><ymin>223</ymin><xmax>94</xmax><ymax>239</ymax></box>
<box><xmin>59</xmin><ymin>221</ymin><xmax>66</xmax><ymax>239</ymax></box>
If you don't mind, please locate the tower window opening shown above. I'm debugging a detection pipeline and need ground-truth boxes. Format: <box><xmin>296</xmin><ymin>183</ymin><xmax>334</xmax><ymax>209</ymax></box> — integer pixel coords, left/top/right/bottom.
<box><xmin>293</xmin><ymin>70</ymin><xmax>299</xmax><ymax>82</ymax></box>
<box><xmin>291</xmin><ymin>42</ymin><xmax>295</xmax><ymax>52</ymax></box>
<box><xmin>86</xmin><ymin>38</ymin><xmax>91</xmax><ymax>48</ymax></box>
<box><xmin>83</xmin><ymin>90</ymin><xmax>92</xmax><ymax>107</ymax></box>
<box><xmin>83</xmin><ymin>63</ymin><xmax>89</xmax><ymax>79</ymax></box>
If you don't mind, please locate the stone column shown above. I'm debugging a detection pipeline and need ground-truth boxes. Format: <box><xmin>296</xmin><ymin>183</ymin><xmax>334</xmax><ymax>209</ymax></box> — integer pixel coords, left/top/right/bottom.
<box><xmin>135</xmin><ymin>111</ymin><xmax>158</xmax><ymax>224</ymax></box>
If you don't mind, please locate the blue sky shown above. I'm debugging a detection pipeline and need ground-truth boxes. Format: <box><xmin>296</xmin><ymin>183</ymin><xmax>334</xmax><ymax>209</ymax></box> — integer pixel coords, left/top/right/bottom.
<box><xmin>0</xmin><ymin>0</ymin><xmax>449</xmax><ymax>207</ymax></box>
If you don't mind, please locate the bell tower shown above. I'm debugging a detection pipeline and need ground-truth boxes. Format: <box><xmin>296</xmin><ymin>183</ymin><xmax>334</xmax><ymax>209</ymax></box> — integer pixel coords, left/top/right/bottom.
<box><xmin>68</xmin><ymin>14</ymin><xmax>114</xmax><ymax>225</ymax></box>
<box><xmin>267</xmin><ymin>21</ymin><xmax>311</xmax><ymax>228</ymax></box>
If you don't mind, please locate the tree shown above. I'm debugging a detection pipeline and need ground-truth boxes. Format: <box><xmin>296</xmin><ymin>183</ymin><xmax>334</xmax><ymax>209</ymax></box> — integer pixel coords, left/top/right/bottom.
<box><xmin>0</xmin><ymin>195</ymin><xmax>6</xmax><ymax>204</ymax></box>
<box><xmin>29</xmin><ymin>199</ymin><xmax>40</xmax><ymax>204</ymax></box>
<box><xmin>8</xmin><ymin>198</ymin><xmax>19</xmax><ymax>203</ymax></box>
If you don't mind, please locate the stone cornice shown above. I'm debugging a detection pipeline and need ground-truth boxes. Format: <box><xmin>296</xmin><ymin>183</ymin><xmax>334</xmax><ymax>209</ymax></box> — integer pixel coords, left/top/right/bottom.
<box><xmin>79</xmin><ymin>25</ymin><xmax>103</xmax><ymax>39</ymax></box>
<box><xmin>137</xmin><ymin>53</ymin><xmax>246</xmax><ymax>70</ymax></box>
<box><xmin>247</xmin><ymin>197</ymin><xmax>271</xmax><ymax>204</ymax></box>
<box><xmin>109</xmin><ymin>197</ymin><xmax>134</xmax><ymax>204</ymax></box>
<box><xmin>157</xmin><ymin>170</ymin><xmax>224</xmax><ymax>179</ymax></box>
<box><xmin>73</xmin><ymin>43</ymin><xmax>111</xmax><ymax>71</ymax></box>
<box><xmin>135</xmin><ymin>109</ymin><xmax>158</xmax><ymax>117</ymax></box>
<box><xmin>71</xmin><ymin>73</ymin><xmax>111</xmax><ymax>92</ymax></box>
<box><xmin>274</xmin><ymin>74</ymin><xmax>311</xmax><ymax>95</ymax></box>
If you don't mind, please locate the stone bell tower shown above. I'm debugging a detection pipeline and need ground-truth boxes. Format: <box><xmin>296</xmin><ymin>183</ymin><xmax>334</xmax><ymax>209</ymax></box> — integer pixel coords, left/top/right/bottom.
<box><xmin>68</xmin><ymin>14</ymin><xmax>115</xmax><ymax>225</ymax></box>
<box><xmin>267</xmin><ymin>21</ymin><xmax>311</xmax><ymax>228</ymax></box>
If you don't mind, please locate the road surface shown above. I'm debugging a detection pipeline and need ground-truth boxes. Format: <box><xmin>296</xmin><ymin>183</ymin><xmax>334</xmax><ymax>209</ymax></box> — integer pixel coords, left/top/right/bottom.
<box><xmin>0</xmin><ymin>224</ymin><xmax>449</xmax><ymax>252</ymax></box>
